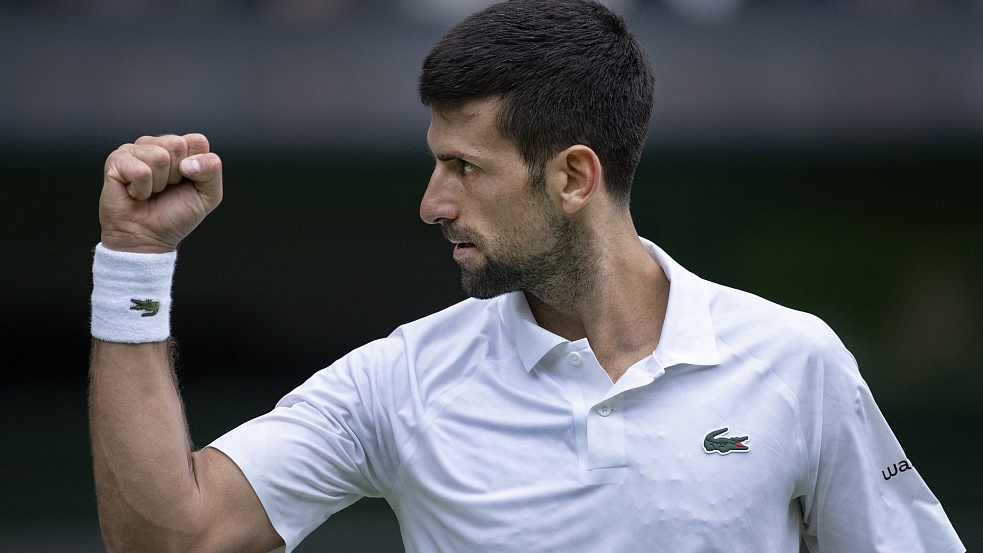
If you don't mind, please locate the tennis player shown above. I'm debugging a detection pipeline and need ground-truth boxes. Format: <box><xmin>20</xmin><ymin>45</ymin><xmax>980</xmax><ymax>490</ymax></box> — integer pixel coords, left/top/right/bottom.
<box><xmin>88</xmin><ymin>1</ymin><xmax>965</xmax><ymax>552</ymax></box>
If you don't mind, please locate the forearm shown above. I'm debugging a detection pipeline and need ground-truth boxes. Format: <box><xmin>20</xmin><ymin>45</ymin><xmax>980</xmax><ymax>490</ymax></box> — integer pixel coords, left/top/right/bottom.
<box><xmin>88</xmin><ymin>135</ymin><xmax>281</xmax><ymax>553</ymax></box>
<box><xmin>89</xmin><ymin>338</ymin><xmax>202</xmax><ymax>551</ymax></box>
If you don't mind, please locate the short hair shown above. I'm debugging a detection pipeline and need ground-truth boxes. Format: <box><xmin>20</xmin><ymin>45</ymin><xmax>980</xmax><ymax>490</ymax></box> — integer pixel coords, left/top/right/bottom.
<box><xmin>418</xmin><ymin>0</ymin><xmax>655</xmax><ymax>208</ymax></box>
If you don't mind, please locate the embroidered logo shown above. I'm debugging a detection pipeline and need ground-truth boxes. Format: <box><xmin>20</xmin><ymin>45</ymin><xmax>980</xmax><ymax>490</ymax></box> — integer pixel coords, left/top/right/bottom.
<box><xmin>130</xmin><ymin>298</ymin><xmax>160</xmax><ymax>317</ymax></box>
<box><xmin>703</xmin><ymin>427</ymin><xmax>749</xmax><ymax>455</ymax></box>
<box><xmin>882</xmin><ymin>459</ymin><xmax>913</xmax><ymax>480</ymax></box>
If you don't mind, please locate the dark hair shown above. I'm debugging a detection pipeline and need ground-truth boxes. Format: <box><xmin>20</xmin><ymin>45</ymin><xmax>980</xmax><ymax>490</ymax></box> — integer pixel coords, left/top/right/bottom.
<box><xmin>419</xmin><ymin>0</ymin><xmax>654</xmax><ymax>208</ymax></box>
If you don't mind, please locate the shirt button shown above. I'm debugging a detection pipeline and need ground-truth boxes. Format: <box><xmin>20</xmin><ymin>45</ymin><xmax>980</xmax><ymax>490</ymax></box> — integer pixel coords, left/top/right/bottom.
<box><xmin>567</xmin><ymin>352</ymin><xmax>582</xmax><ymax>366</ymax></box>
<box><xmin>597</xmin><ymin>404</ymin><xmax>612</xmax><ymax>417</ymax></box>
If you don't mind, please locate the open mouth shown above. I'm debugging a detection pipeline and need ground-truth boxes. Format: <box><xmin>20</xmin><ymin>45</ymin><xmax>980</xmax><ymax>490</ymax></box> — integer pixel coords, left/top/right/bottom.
<box><xmin>453</xmin><ymin>242</ymin><xmax>476</xmax><ymax>259</ymax></box>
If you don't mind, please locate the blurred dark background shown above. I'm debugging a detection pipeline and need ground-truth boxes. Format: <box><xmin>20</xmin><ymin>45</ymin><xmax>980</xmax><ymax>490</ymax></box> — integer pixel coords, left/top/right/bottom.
<box><xmin>1</xmin><ymin>0</ymin><xmax>981</xmax><ymax>551</ymax></box>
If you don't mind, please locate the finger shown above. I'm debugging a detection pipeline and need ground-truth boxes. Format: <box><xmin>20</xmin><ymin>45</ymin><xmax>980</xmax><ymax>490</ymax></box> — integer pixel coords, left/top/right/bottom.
<box><xmin>184</xmin><ymin>133</ymin><xmax>210</xmax><ymax>156</ymax></box>
<box><xmin>128</xmin><ymin>144</ymin><xmax>172</xmax><ymax>195</ymax></box>
<box><xmin>180</xmin><ymin>152</ymin><xmax>223</xmax><ymax>209</ymax></box>
<box><xmin>135</xmin><ymin>135</ymin><xmax>190</xmax><ymax>187</ymax></box>
<box><xmin>105</xmin><ymin>147</ymin><xmax>154</xmax><ymax>201</ymax></box>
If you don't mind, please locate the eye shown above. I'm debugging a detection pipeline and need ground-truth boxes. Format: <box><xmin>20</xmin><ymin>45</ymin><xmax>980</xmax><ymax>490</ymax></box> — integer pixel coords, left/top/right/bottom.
<box><xmin>462</xmin><ymin>161</ymin><xmax>476</xmax><ymax>174</ymax></box>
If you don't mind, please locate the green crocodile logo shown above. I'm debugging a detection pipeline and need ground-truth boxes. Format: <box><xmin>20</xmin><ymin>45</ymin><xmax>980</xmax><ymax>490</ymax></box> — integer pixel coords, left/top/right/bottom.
<box><xmin>703</xmin><ymin>427</ymin><xmax>749</xmax><ymax>455</ymax></box>
<box><xmin>130</xmin><ymin>298</ymin><xmax>159</xmax><ymax>317</ymax></box>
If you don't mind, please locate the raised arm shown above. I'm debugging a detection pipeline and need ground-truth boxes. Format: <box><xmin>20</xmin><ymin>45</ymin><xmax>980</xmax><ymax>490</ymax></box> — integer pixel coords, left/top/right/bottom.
<box><xmin>88</xmin><ymin>134</ymin><xmax>284</xmax><ymax>553</ymax></box>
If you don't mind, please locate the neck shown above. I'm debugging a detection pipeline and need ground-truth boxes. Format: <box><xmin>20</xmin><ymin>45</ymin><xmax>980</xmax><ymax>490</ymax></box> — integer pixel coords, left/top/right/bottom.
<box><xmin>525</xmin><ymin>217</ymin><xmax>669</xmax><ymax>383</ymax></box>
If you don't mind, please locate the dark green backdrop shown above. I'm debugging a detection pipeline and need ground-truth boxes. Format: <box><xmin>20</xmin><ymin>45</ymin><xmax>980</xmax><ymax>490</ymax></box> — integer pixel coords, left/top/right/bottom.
<box><xmin>1</xmin><ymin>144</ymin><xmax>980</xmax><ymax>551</ymax></box>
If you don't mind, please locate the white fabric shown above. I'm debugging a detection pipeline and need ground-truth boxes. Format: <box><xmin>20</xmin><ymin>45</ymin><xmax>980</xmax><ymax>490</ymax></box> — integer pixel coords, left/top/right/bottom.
<box><xmin>210</xmin><ymin>238</ymin><xmax>964</xmax><ymax>553</ymax></box>
<box><xmin>91</xmin><ymin>242</ymin><xmax>175</xmax><ymax>343</ymax></box>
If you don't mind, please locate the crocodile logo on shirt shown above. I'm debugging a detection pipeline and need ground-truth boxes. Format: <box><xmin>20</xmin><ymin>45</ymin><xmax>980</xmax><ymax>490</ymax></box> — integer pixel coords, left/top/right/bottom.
<box><xmin>703</xmin><ymin>427</ymin><xmax>749</xmax><ymax>455</ymax></box>
<box><xmin>130</xmin><ymin>298</ymin><xmax>159</xmax><ymax>317</ymax></box>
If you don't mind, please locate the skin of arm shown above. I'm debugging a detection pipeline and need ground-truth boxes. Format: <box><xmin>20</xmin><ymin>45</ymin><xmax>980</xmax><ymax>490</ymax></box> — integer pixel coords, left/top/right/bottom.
<box><xmin>89</xmin><ymin>134</ymin><xmax>284</xmax><ymax>553</ymax></box>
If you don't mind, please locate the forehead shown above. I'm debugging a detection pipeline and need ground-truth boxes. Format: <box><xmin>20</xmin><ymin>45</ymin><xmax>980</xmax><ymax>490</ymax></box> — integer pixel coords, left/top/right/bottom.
<box><xmin>426</xmin><ymin>97</ymin><xmax>518</xmax><ymax>162</ymax></box>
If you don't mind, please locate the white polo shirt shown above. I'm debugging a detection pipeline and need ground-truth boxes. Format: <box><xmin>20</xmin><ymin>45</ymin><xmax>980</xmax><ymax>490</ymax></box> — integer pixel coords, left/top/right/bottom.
<box><xmin>210</xmin><ymin>238</ymin><xmax>964</xmax><ymax>553</ymax></box>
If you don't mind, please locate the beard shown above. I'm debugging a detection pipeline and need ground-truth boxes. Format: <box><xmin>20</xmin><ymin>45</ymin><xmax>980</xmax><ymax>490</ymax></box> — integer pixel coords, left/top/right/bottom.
<box><xmin>442</xmin><ymin>192</ymin><xmax>598</xmax><ymax>305</ymax></box>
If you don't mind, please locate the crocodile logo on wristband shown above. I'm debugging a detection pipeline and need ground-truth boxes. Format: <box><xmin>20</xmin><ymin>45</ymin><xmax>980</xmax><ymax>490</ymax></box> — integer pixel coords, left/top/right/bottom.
<box><xmin>130</xmin><ymin>298</ymin><xmax>160</xmax><ymax>317</ymax></box>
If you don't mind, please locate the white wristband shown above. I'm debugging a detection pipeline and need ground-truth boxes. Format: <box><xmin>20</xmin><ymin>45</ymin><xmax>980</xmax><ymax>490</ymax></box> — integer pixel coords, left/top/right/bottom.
<box><xmin>91</xmin><ymin>242</ymin><xmax>177</xmax><ymax>343</ymax></box>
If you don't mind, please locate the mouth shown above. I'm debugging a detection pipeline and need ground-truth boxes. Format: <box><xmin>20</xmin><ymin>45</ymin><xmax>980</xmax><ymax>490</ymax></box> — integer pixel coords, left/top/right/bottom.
<box><xmin>453</xmin><ymin>241</ymin><xmax>477</xmax><ymax>259</ymax></box>
<box><xmin>442</xmin><ymin>223</ymin><xmax>481</xmax><ymax>259</ymax></box>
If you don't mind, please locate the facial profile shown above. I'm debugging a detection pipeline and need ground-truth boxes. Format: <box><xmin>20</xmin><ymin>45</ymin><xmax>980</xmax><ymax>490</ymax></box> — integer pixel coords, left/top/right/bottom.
<box><xmin>441</xmin><ymin>173</ymin><xmax>598</xmax><ymax>304</ymax></box>
<box><xmin>423</xmin><ymin>95</ymin><xmax>600</xmax><ymax>306</ymax></box>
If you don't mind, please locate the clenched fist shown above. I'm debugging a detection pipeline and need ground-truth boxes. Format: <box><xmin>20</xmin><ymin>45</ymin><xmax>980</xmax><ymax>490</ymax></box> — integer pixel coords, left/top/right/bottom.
<box><xmin>99</xmin><ymin>134</ymin><xmax>222</xmax><ymax>253</ymax></box>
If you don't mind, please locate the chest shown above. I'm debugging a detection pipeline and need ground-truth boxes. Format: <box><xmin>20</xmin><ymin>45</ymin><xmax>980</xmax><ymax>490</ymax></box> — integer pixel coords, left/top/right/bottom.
<box><xmin>389</xmin><ymin>353</ymin><xmax>807</xmax><ymax>552</ymax></box>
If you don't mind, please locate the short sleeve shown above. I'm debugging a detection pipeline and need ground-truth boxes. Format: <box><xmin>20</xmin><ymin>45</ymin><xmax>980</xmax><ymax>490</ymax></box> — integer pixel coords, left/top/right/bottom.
<box><xmin>208</xmin><ymin>339</ymin><xmax>403</xmax><ymax>553</ymax></box>
<box><xmin>801</xmin><ymin>352</ymin><xmax>965</xmax><ymax>553</ymax></box>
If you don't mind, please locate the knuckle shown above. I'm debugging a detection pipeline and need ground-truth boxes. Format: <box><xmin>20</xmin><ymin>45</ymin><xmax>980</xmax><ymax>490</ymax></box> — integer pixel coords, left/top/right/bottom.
<box><xmin>161</xmin><ymin>134</ymin><xmax>187</xmax><ymax>153</ymax></box>
<box><xmin>150</xmin><ymin>147</ymin><xmax>171</xmax><ymax>168</ymax></box>
<box><xmin>112</xmin><ymin>144</ymin><xmax>134</xmax><ymax>157</ymax></box>
<box><xmin>133</xmin><ymin>164</ymin><xmax>153</xmax><ymax>181</ymax></box>
<box><xmin>105</xmin><ymin>146</ymin><xmax>130</xmax><ymax>170</ymax></box>
<box><xmin>185</xmin><ymin>133</ymin><xmax>209</xmax><ymax>151</ymax></box>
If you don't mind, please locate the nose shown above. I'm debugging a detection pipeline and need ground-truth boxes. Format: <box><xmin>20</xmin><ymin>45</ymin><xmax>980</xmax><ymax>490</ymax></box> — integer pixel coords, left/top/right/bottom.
<box><xmin>420</xmin><ymin>165</ymin><xmax>458</xmax><ymax>225</ymax></box>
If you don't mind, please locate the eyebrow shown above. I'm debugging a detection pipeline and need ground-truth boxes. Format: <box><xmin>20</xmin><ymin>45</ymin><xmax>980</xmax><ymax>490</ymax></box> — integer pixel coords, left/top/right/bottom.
<box><xmin>432</xmin><ymin>150</ymin><xmax>483</xmax><ymax>164</ymax></box>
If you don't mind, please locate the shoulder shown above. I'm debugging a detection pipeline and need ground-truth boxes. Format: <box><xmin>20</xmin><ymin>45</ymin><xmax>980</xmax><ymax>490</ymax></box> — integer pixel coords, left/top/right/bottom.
<box><xmin>293</xmin><ymin>295</ymin><xmax>512</xmax><ymax>384</ymax></box>
<box><xmin>387</xmin><ymin>295</ymin><xmax>515</xmax><ymax>363</ymax></box>
<box><xmin>391</xmin><ymin>295</ymin><xmax>502</xmax><ymax>340</ymax></box>
<box><xmin>699</xmin><ymin>279</ymin><xmax>866</xmax><ymax>413</ymax></box>
<box><xmin>293</xmin><ymin>295</ymin><xmax>514</xmax><ymax>405</ymax></box>
<box><xmin>704</xmin><ymin>280</ymin><xmax>855</xmax><ymax>369</ymax></box>
<box><xmin>314</xmin><ymin>296</ymin><xmax>507</xmax><ymax>363</ymax></box>
<box><xmin>700</xmin><ymin>280</ymin><xmax>876</xmax><ymax>457</ymax></box>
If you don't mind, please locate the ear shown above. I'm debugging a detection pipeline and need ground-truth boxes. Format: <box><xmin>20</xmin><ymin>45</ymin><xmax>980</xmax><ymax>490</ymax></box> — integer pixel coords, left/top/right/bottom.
<box><xmin>547</xmin><ymin>145</ymin><xmax>602</xmax><ymax>214</ymax></box>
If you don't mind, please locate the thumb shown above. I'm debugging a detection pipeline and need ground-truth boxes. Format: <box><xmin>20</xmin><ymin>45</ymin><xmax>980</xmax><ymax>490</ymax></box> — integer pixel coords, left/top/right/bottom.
<box><xmin>179</xmin><ymin>152</ymin><xmax>223</xmax><ymax>209</ymax></box>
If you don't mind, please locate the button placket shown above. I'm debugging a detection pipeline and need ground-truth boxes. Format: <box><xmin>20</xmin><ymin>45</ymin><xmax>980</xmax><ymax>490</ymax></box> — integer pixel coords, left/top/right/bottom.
<box><xmin>587</xmin><ymin>396</ymin><xmax>626</xmax><ymax>469</ymax></box>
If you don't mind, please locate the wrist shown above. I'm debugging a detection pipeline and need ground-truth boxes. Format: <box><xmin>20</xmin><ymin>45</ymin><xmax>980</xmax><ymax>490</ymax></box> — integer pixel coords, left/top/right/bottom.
<box><xmin>100</xmin><ymin>230</ymin><xmax>178</xmax><ymax>254</ymax></box>
<box><xmin>91</xmin><ymin>243</ymin><xmax>177</xmax><ymax>343</ymax></box>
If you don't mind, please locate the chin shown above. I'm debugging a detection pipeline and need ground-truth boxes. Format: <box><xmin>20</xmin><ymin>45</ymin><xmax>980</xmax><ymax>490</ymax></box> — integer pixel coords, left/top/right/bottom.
<box><xmin>462</xmin><ymin>282</ymin><xmax>513</xmax><ymax>300</ymax></box>
<box><xmin>460</xmin><ymin>266</ymin><xmax>524</xmax><ymax>300</ymax></box>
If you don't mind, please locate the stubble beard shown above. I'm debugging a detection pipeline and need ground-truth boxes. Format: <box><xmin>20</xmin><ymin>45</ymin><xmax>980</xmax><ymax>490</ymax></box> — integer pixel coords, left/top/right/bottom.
<box><xmin>445</xmin><ymin>190</ymin><xmax>599</xmax><ymax>308</ymax></box>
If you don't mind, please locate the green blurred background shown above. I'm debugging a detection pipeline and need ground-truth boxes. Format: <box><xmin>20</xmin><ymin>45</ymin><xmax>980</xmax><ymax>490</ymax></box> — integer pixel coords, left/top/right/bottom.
<box><xmin>1</xmin><ymin>0</ymin><xmax>982</xmax><ymax>551</ymax></box>
<box><xmin>3</xmin><ymin>146</ymin><xmax>980</xmax><ymax>551</ymax></box>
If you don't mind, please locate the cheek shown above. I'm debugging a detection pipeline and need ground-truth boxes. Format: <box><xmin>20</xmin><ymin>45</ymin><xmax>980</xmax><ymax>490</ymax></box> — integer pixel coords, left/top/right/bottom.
<box><xmin>501</xmin><ymin>198</ymin><xmax>558</xmax><ymax>246</ymax></box>
<box><xmin>466</xmin><ymin>172</ymin><xmax>551</xmax><ymax>238</ymax></box>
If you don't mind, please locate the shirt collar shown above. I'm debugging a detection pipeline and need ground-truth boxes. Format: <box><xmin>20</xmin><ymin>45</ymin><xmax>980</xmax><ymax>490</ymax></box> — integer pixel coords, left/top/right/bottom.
<box><xmin>499</xmin><ymin>237</ymin><xmax>721</xmax><ymax>373</ymax></box>
<box><xmin>500</xmin><ymin>291</ymin><xmax>569</xmax><ymax>372</ymax></box>
<box><xmin>640</xmin><ymin>237</ymin><xmax>721</xmax><ymax>370</ymax></box>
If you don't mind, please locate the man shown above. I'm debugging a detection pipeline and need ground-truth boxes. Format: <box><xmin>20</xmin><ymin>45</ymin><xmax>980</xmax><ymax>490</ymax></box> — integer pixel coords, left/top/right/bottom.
<box><xmin>88</xmin><ymin>1</ymin><xmax>964</xmax><ymax>552</ymax></box>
